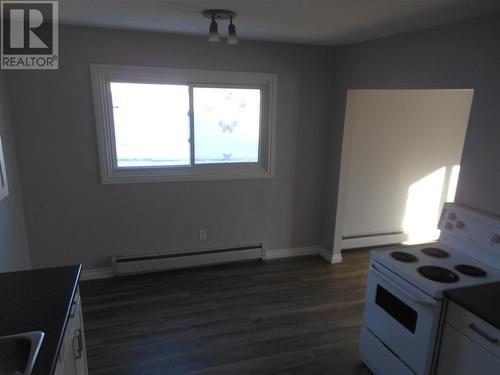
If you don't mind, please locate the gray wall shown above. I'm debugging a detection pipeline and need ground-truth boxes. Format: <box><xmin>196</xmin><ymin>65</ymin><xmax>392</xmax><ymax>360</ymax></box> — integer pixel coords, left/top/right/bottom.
<box><xmin>5</xmin><ymin>26</ymin><xmax>331</xmax><ymax>269</ymax></box>
<box><xmin>322</xmin><ymin>12</ymin><xmax>500</xmax><ymax>250</ymax></box>
<box><xmin>0</xmin><ymin>72</ymin><xmax>30</xmax><ymax>272</ymax></box>
<box><xmin>7</xmin><ymin>13</ymin><xmax>500</xmax><ymax>268</ymax></box>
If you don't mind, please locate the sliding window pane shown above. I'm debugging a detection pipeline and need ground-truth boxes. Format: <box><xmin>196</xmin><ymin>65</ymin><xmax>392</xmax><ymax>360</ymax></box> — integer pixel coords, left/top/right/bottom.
<box><xmin>110</xmin><ymin>82</ymin><xmax>190</xmax><ymax>167</ymax></box>
<box><xmin>193</xmin><ymin>87</ymin><xmax>261</xmax><ymax>164</ymax></box>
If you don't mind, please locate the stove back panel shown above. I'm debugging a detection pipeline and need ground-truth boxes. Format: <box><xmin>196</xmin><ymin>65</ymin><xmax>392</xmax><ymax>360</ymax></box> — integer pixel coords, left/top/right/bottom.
<box><xmin>439</xmin><ymin>203</ymin><xmax>500</xmax><ymax>269</ymax></box>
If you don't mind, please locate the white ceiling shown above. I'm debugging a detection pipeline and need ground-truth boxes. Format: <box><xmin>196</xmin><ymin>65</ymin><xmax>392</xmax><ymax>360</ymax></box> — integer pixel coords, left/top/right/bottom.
<box><xmin>59</xmin><ymin>0</ymin><xmax>500</xmax><ymax>45</ymax></box>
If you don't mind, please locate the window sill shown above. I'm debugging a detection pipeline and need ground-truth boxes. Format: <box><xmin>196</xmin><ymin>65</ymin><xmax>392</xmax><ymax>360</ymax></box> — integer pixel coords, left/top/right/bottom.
<box><xmin>101</xmin><ymin>165</ymin><xmax>274</xmax><ymax>184</ymax></box>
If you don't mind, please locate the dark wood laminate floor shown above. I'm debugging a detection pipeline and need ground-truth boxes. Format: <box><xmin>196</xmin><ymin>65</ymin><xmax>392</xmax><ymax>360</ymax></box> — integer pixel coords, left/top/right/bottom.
<box><xmin>80</xmin><ymin>250</ymin><xmax>372</xmax><ymax>375</ymax></box>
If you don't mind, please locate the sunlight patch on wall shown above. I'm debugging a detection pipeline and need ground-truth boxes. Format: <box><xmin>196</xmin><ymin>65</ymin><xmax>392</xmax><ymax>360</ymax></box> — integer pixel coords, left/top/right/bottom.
<box><xmin>447</xmin><ymin>165</ymin><xmax>461</xmax><ymax>202</ymax></box>
<box><xmin>403</xmin><ymin>165</ymin><xmax>461</xmax><ymax>245</ymax></box>
<box><xmin>403</xmin><ymin>167</ymin><xmax>447</xmax><ymax>245</ymax></box>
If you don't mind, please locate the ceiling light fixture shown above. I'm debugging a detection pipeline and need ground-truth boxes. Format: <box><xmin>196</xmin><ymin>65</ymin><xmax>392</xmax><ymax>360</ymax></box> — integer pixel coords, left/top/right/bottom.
<box><xmin>203</xmin><ymin>9</ymin><xmax>238</xmax><ymax>45</ymax></box>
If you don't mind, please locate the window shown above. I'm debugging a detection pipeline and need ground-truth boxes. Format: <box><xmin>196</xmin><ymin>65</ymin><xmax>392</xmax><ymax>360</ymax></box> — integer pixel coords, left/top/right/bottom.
<box><xmin>91</xmin><ymin>64</ymin><xmax>276</xmax><ymax>183</ymax></box>
<box><xmin>111</xmin><ymin>83</ymin><xmax>191</xmax><ymax>168</ymax></box>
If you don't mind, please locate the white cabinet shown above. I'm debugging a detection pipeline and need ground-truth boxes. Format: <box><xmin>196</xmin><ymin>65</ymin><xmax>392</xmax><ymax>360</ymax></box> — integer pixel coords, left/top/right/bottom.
<box><xmin>54</xmin><ymin>287</ymin><xmax>88</xmax><ymax>375</ymax></box>
<box><xmin>437</xmin><ymin>302</ymin><xmax>500</xmax><ymax>375</ymax></box>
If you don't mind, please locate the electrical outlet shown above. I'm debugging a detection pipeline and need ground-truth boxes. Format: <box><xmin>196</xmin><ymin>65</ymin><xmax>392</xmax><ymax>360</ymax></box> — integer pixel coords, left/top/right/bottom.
<box><xmin>199</xmin><ymin>229</ymin><xmax>207</xmax><ymax>241</ymax></box>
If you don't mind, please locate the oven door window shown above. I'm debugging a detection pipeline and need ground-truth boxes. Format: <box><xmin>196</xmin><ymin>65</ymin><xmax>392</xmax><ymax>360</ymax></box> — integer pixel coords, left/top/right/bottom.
<box><xmin>375</xmin><ymin>285</ymin><xmax>418</xmax><ymax>333</ymax></box>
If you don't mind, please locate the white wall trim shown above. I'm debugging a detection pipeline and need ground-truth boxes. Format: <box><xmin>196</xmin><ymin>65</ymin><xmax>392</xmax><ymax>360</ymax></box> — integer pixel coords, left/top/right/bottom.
<box><xmin>330</xmin><ymin>252</ymin><xmax>343</xmax><ymax>263</ymax></box>
<box><xmin>81</xmin><ymin>267</ymin><xmax>114</xmax><ymax>281</ymax></box>
<box><xmin>333</xmin><ymin>90</ymin><xmax>356</xmax><ymax>258</ymax></box>
<box><xmin>325</xmin><ymin>248</ymin><xmax>343</xmax><ymax>264</ymax></box>
<box><xmin>315</xmin><ymin>246</ymin><xmax>343</xmax><ymax>264</ymax></box>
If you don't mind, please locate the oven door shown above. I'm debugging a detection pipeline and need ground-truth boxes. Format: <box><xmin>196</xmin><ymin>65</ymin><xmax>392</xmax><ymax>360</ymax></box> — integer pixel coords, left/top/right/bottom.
<box><xmin>364</xmin><ymin>260</ymin><xmax>442</xmax><ymax>375</ymax></box>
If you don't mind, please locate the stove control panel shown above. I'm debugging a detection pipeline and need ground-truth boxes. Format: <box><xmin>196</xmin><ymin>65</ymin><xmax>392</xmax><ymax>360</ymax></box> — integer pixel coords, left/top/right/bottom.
<box><xmin>439</xmin><ymin>203</ymin><xmax>500</xmax><ymax>262</ymax></box>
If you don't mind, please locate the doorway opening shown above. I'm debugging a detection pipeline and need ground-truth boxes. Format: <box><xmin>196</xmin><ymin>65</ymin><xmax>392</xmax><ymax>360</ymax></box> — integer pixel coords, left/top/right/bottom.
<box><xmin>333</xmin><ymin>89</ymin><xmax>474</xmax><ymax>258</ymax></box>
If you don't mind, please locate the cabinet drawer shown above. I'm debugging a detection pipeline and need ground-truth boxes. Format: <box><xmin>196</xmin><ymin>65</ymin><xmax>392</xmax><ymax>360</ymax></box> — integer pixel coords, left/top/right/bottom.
<box><xmin>446</xmin><ymin>301</ymin><xmax>500</xmax><ymax>358</ymax></box>
<box><xmin>437</xmin><ymin>323</ymin><xmax>500</xmax><ymax>375</ymax></box>
<box><xmin>360</xmin><ymin>327</ymin><xmax>414</xmax><ymax>375</ymax></box>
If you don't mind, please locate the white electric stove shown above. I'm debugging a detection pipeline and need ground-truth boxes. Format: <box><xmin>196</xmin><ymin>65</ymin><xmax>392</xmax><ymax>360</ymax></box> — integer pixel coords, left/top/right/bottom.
<box><xmin>359</xmin><ymin>203</ymin><xmax>500</xmax><ymax>375</ymax></box>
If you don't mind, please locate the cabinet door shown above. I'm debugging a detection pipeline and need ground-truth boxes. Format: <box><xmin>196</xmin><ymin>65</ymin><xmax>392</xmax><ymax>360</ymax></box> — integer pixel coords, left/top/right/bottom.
<box><xmin>58</xmin><ymin>334</ymin><xmax>78</xmax><ymax>375</ymax></box>
<box><xmin>54</xmin><ymin>287</ymin><xmax>89</xmax><ymax>375</ymax></box>
<box><xmin>437</xmin><ymin>323</ymin><xmax>500</xmax><ymax>375</ymax></box>
<box><xmin>73</xmin><ymin>300</ymin><xmax>88</xmax><ymax>375</ymax></box>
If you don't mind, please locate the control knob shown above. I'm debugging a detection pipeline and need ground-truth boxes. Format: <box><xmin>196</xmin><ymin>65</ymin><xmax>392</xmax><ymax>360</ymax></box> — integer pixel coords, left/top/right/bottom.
<box><xmin>448</xmin><ymin>212</ymin><xmax>457</xmax><ymax>221</ymax></box>
<box><xmin>444</xmin><ymin>222</ymin><xmax>454</xmax><ymax>230</ymax></box>
<box><xmin>456</xmin><ymin>221</ymin><xmax>465</xmax><ymax>229</ymax></box>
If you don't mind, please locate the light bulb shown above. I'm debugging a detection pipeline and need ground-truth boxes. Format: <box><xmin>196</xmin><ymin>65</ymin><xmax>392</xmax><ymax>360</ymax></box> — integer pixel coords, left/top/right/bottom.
<box><xmin>208</xmin><ymin>16</ymin><xmax>220</xmax><ymax>42</ymax></box>
<box><xmin>228</xmin><ymin>19</ymin><xmax>238</xmax><ymax>45</ymax></box>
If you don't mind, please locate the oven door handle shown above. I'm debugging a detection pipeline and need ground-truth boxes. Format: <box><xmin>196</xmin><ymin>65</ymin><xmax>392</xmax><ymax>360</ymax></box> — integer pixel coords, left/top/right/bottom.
<box><xmin>370</xmin><ymin>263</ymin><xmax>434</xmax><ymax>308</ymax></box>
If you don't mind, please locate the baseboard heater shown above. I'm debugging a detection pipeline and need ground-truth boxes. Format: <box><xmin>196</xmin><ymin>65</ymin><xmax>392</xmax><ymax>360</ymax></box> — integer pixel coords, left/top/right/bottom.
<box><xmin>112</xmin><ymin>243</ymin><xmax>263</xmax><ymax>276</ymax></box>
<box><xmin>341</xmin><ymin>231</ymin><xmax>407</xmax><ymax>250</ymax></box>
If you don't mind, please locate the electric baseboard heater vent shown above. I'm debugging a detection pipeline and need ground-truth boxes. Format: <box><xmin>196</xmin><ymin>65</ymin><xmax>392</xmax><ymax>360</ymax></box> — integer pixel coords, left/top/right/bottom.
<box><xmin>112</xmin><ymin>244</ymin><xmax>263</xmax><ymax>276</ymax></box>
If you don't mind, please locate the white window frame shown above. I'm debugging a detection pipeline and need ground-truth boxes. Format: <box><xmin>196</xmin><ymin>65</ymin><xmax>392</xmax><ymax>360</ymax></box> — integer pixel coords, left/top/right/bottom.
<box><xmin>90</xmin><ymin>64</ymin><xmax>277</xmax><ymax>184</ymax></box>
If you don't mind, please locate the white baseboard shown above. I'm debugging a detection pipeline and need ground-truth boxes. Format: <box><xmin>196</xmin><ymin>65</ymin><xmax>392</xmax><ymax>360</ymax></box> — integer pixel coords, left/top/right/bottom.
<box><xmin>264</xmin><ymin>246</ymin><xmax>325</xmax><ymax>260</ymax></box>
<box><xmin>81</xmin><ymin>267</ymin><xmax>114</xmax><ymax>281</ymax></box>
<box><xmin>331</xmin><ymin>252</ymin><xmax>343</xmax><ymax>263</ymax></box>
<box><xmin>316</xmin><ymin>247</ymin><xmax>343</xmax><ymax>264</ymax></box>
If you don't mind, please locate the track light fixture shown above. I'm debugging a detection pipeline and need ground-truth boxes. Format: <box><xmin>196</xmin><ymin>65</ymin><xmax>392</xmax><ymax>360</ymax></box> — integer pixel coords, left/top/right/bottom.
<box><xmin>203</xmin><ymin>9</ymin><xmax>238</xmax><ymax>45</ymax></box>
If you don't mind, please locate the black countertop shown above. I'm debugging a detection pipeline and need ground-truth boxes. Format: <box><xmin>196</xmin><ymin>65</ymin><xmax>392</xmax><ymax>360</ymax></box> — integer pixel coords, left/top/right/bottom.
<box><xmin>0</xmin><ymin>265</ymin><xmax>82</xmax><ymax>375</ymax></box>
<box><xmin>445</xmin><ymin>281</ymin><xmax>500</xmax><ymax>330</ymax></box>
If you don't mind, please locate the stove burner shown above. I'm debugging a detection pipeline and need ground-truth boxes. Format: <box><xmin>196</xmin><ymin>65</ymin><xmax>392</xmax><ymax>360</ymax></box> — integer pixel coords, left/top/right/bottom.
<box><xmin>391</xmin><ymin>251</ymin><xmax>418</xmax><ymax>263</ymax></box>
<box><xmin>421</xmin><ymin>247</ymin><xmax>450</xmax><ymax>258</ymax></box>
<box><xmin>455</xmin><ymin>264</ymin><xmax>487</xmax><ymax>277</ymax></box>
<box><xmin>418</xmin><ymin>266</ymin><xmax>460</xmax><ymax>283</ymax></box>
